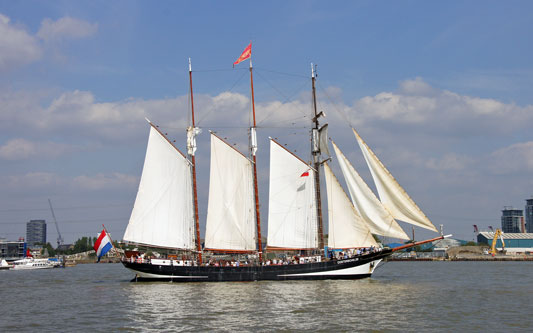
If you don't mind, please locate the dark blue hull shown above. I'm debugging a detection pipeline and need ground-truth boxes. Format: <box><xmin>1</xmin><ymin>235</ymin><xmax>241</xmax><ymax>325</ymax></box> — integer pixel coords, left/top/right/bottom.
<box><xmin>122</xmin><ymin>249</ymin><xmax>392</xmax><ymax>282</ymax></box>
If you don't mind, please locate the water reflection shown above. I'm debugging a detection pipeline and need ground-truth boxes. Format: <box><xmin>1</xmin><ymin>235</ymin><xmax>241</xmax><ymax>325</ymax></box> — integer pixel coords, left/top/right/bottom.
<box><xmin>120</xmin><ymin>278</ymin><xmax>430</xmax><ymax>332</ymax></box>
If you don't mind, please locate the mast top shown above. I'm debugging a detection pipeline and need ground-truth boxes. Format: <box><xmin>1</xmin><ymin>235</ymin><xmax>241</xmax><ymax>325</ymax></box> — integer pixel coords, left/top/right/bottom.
<box><xmin>188</xmin><ymin>58</ymin><xmax>192</xmax><ymax>72</ymax></box>
<box><xmin>311</xmin><ymin>63</ymin><xmax>316</xmax><ymax>78</ymax></box>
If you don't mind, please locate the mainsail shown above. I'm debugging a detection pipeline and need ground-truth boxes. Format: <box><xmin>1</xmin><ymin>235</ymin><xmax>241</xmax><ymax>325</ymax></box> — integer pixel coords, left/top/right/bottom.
<box><xmin>331</xmin><ymin>141</ymin><xmax>409</xmax><ymax>240</ymax></box>
<box><xmin>267</xmin><ymin>139</ymin><xmax>318</xmax><ymax>250</ymax></box>
<box><xmin>352</xmin><ymin>128</ymin><xmax>438</xmax><ymax>232</ymax></box>
<box><xmin>123</xmin><ymin>124</ymin><xmax>196</xmax><ymax>249</ymax></box>
<box><xmin>204</xmin><ymin>133</ymin><xmax>257</xmax><ymax>251</ymax></box>
<box><xmin>324</xmin><ymin>163</ymin><xmax>378</xmax><ymax>249</ymax></box>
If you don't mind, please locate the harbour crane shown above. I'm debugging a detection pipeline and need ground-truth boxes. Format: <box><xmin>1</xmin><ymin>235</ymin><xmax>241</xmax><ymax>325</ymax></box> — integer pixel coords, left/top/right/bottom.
<box><xmin>48</xmin><ymin>199</ymin><xmax>64</xmax><ymax>248</ymax></box>
<box><xmin>490</xmin><ymin>229</ymin><xmax>506</xmax><ymax>256</ymax></box>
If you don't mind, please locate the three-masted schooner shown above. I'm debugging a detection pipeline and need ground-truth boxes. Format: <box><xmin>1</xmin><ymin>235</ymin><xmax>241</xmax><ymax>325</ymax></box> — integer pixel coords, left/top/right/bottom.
<box><xmin>121</xmin><ymin>45</ymin><xmax>445</xmax><ymax>282</ymax></box>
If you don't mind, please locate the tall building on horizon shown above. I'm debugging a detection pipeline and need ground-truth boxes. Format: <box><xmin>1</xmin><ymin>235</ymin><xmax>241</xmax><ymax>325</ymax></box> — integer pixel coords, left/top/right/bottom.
<box><xmin>501</xmin><ymin>207</ymin><xmax>523</xmax><ymax>233</ymax></box>
<box><xmin>26</xmin><ymin>220</ymin><xmax>46</xmax><ymax>247</ymax></box>
<box><xmin>526</xmin><ymin>198</ymin><xmax>533</xmax><ymax>233</ymax></box>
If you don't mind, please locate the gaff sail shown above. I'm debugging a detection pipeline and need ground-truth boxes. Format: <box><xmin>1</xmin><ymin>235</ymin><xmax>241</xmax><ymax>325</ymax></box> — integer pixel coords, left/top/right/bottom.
<box><xmin>204</xmin><ymin>133</ymin><xmax>257</xmax><ymax>251</ymax></box>
<box><xmin>266</xmin><ymin>139</ymin><xmax>318</xmax><ymax>250</ymax></box>
<box><xmin>124</xmin><ymin>124</ymin><xmax>196</xmax><ymax>249</ymax></box>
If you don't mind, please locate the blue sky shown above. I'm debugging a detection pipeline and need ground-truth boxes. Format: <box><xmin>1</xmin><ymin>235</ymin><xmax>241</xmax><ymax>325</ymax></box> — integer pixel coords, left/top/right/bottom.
<box><xmin>1</xmin><ymin>1</ymin><xmax>532</xmax><ymax>244</ymax></box>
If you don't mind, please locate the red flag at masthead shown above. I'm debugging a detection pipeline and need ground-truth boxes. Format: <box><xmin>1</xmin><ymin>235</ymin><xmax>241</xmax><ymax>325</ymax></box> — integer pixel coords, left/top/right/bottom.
<box><xmin>233</xmin><ymin>43</ymin><xmax>252</xmax><ymax>67</ymax></box>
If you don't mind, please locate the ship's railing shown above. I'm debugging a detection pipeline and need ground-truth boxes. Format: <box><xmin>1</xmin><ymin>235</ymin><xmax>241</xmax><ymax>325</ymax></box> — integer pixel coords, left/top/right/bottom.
<box><xmin>122</xmin><ymin>247</ymin><xmax>384</xmax><ymax>266</ymax></box>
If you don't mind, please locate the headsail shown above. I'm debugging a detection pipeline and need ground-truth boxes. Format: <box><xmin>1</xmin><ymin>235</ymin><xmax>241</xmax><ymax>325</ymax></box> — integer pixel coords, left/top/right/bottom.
<box><xmin>324</xmin><ymin>163</ymin><xmax>378</xmax><ymax>249</ymax></box>
<box><xmin>352</xmin><ymin>128</ymin><xmax>438</xmax><ymax>232</ymax></box>
<box><xmin>124</xmin><ymin>124</ymin><xmax>196</xmax><ymax>249</ymax></box>
<box><xmin>204</xmin><ymin>133</ymin><xmax>257</xmax><ymax>251</ymax></box>
<box><xmin>267</xmin><ymin>139</ymin><xmax>318</xmax><ymax>250</ymax></box>
<box><xmin>331</xmin><ymin>141</ymin><xmax>409</xmax><ymax>240</ymax></box>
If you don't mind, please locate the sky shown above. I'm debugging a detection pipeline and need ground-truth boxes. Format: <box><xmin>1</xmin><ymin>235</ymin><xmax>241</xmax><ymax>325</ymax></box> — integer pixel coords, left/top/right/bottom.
<box><xmin>1</xmin><ymin>1</ymin><xmax>532</xmax><ymax>245</ymax></box>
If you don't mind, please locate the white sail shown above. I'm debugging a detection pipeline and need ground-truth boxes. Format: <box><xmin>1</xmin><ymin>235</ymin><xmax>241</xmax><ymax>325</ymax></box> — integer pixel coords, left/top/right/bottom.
<box><xmin>332</xmin><ymin>141</ymin><xmax>409</xmax><ymax>240</ymax></box>
<box><xmin>353</xmin><ymin>128</ymin><xmax>438</xmax><ymax>232</ymax></box>
<box><xmin>204</xmin><ymin>133</ymin><xmax>257</xmax><ymax>251</ymax></box>
<box><xmin>124</xmin><ymin>125</ymin><xmax>196</xmax><ymax>249</ymax></box>
<box><xmin>324</xmin><ymin>163</ymin><xmax>378</xmax><ymax>249</ymax></box>
<box><xmin>267</xmin><ymin>139</ymin><xmax>318</xmax><ymax>249</ymax></box>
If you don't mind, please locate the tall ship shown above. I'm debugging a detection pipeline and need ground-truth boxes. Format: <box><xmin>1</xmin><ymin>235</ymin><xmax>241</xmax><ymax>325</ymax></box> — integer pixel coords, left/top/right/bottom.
<box><xmin>121</xmin><ymin>45</ymin><xmax>446</xmax><ymax>282</ymax></box>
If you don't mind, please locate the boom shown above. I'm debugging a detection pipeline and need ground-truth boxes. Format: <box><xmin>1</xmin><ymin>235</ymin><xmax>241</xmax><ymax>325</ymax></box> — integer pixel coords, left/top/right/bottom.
<box><xmin>490</xmin><ymin>229</ymin><xmax>505</xmax><ymax>256</ymax></box>
<box><xmin>48</xmin><ymin>199</ymin><xmax>64</xmax><ymax>247</ymax></box>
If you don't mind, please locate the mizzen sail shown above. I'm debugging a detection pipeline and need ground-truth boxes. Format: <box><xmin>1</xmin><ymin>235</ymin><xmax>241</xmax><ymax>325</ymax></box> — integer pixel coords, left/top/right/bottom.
<box><xmin>324</xmin><ymin>163</ymin><xmax>378</xmax><ymax>249</ymax></box>
<box><xmin>204</xmin><ymin>133</ymin><xmax>257</xmax><ymax>251</ymax></box>
<box><xmin>352</xmin><ymin>128</ymin><xmax>438</xmax><ymax>232</ymax></box>
<box><xmin>267</xmin><ymin>139</ymin><xmax>318</xmax><ymax>250</ymax></box>
<box><xmin>123</xmin><ymin>124</ymin><xmax>196</xmax><ymax>249</ymax></box>
<box><xmin>331</xmin><ymin>141</ymin><xmax>409</xmax><ymax>240</ymax></box>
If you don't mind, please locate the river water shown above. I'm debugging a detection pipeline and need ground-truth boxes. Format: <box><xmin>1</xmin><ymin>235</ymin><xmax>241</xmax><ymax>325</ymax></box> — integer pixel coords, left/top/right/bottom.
<box><xmin>1</xmin><ymin>261</ymin><xmax>531</xmax><ymax>332</ymax></box>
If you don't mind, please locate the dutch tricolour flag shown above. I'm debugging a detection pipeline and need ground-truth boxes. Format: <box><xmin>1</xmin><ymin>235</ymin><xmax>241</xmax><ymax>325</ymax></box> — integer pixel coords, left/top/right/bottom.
<box><xmin>94</xmin><ymin>229</ymin><xmax>113</xmax><ymax>262</ymax></box>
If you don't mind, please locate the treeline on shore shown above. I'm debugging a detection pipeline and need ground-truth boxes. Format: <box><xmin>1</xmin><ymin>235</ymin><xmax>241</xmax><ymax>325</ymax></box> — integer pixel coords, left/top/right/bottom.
<box><xmin>36</xmin><ymin>236</ymin><xmax>119</xmax><ymax>257</ymax></box>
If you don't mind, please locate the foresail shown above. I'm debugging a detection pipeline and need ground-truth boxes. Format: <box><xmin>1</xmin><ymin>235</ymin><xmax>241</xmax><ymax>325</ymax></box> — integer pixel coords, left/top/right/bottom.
<box><xmin>267</xmin><ymin>139</ymin><xmax>318</xmax><ymax>249</ymax></box>
<box><xmin>352</xmin><ymin>128</ymin><xmax>438</xmax><ymax>232</ymax></box>
<box><xmin>324</xmin><ymin>163</ymin><xmax>378</xmax><ymax>249</ymax></box>
<box><xmin>124</xmin><ymin>125</ymin><xmax>196</xmax><ymax>249</ymax></box>
<box><xmin>204</xmin><ymin>133</ymin><xmax>257</xmax><ymax>251</ymax></box>
<box><xmin>332</xmin><ymin>141</ymin><xmax>409</xmax><ymax>240</ymax></box>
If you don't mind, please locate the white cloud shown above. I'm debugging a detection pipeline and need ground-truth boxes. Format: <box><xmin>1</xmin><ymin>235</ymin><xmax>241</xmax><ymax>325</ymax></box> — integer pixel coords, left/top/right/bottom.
<box><xmin>0</xmin><ymin>13</ymin><xmax>42</xmax><ymax>71</ymax></box>
<box><xmin>3</xmin><ymin>171</ymin><xmax>137</xmax><ymax>192</ymax></box>
<box><xmin>0</xmin><ymin>13</ymin><xmax>98</xmax><ymax>71</ymax></box>
<box><xmin>0</xmin><ymin>138</ymin><xmax>36</xmax><ymax>160</ymax></box>
<box><xmin>0</xmin><ymin>138</ymin><xmax>76</xmax><ymax>160</ymax></box>
<box><xmin>37</xmin><ymin>16</ymin><xmax>98</xmax><ymax>42</ymax></box>
<box><xmin>357</xmin><ymin>92</ymin><xmax>436</xmax><ymax>123</ymax></box>
<box><xmin>489</xmin><ymin>141</ymin><xmax>533</xmax><ymax>174</ymax></box>
<box><xmin>73</xmin><ymin>173</ymin><xmax>137</xmax><ymax>190</ymax></box>
<box><xmin>352</xmin><ymin>78</ymin><xmax>533</xmax><ymax>136</ymax></box>
<box><xmin>398</xmin><ymin>77</ymin><xmax>437</xmax><ymax>96</ymax></box>
<box><xmin>6</xmin><ymin>172</ymin><xmax>61</xmax><ymax>190</ymax></box>
<box><xmin>425</xmin><ymin>153</ymin><xmax>473</xmax><ymax>171</ymax></box>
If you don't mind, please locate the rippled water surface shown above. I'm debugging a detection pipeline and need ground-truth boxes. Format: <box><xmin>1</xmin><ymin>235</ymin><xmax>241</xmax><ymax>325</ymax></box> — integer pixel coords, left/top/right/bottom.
<box><xmin>1</xmin><ymin>261</ymin><xmax>532</xmax><ymax>332</ymax></box>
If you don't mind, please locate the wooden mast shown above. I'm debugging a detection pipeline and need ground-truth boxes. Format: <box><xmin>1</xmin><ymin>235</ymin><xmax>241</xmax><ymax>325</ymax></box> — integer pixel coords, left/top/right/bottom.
<box><xmin>311</xmin><ymin>64</ymin><xmax>325</xmax><ymax>255</ymax></box>
<box><xmin>249</xmin><ymin>54</ymin><xmax>263</xmax><ymax>262</ymax></box>
<box><xmin>188</xmin><ymin>58</ymin><xmax>202</xmax><ymax>264</ymax></box>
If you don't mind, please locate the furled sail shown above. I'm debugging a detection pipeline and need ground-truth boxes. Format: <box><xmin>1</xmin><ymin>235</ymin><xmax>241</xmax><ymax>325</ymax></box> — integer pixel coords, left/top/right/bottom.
<box><xmin>352</xmin><ymin>128</ymin><xmax>438</xmax><ymax>232</ymax></box>
<box><xmin>267</xmin><ymin>139</ymin><xmax>318</xmax><ymax>249</ymax></box>
<box><xmin>204</xmin><ymin>133</ymin><xmax>257</xmax><ymax>251</ymax></box>
<box><xmin>124</xmin><ymin>124</ymin><xmax>196</xmax><ymax>249</ymax></box>
<box><xmin>331</xmin><ymin>141</ymin><xmax>409</xmax><ymax>240</ymax></box>
<box><xmin>324</xmin><ymin>163</ymin><xmax>378</xmax><ymax>249</ymax></box>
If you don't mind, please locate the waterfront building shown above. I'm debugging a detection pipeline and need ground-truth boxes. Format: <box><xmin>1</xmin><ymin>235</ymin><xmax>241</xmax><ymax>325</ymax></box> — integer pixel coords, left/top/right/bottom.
<box><xmin>0</xmin><ymin>238</ymin><xmax>26</xmax><ymax>260</ymax></box>
<box><xmin>26</xmin><ymin>219</ymin><xmax>46</xmax><ymax>247</ymax></box>
<box><xmin>477</xmin><ymin>232</ymin><xmax>533</xmax><ymax>254</ymax></box>
<box><xmin>526</xmin><ymin>198</ymin><xmax>533</xmax><ymax>233</ymax></box>
<box><xmin>501</xmin><ymin>207</ymin><xmax>524</xmax><ymax>233</ymax></box>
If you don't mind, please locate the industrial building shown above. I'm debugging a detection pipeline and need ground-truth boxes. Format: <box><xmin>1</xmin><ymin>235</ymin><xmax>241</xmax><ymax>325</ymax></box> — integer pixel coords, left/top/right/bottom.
<box><xmin>477</xmin><ymin>232</ymin><xmax>533</xmax><ymax>254</ymax></box>
<box><xmin>26</xmin><ymin>219</ymin><xmax>46</xmax><ymax>247</ymax></box>
<box><xmin>0</xmin><ymin>238</ymin><xmax>26</xmax><ymax>260</ymax></box>
<box><xmin>501</xmin><ymin>207</ymin><xmax>524</xmax><ymax>233</ymax></box>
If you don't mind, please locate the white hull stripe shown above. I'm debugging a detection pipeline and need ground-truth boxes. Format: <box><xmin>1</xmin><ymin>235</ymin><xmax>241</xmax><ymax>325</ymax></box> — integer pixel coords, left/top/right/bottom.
<box><xmin>126</xmin><ymin>268</ymin><xmax>208</xmax><ymax>279</ymax></box>
<box><xmin>278</xmin><ymin>259</ymin><xmax>382</xmax><ymax>277</ymax></box>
